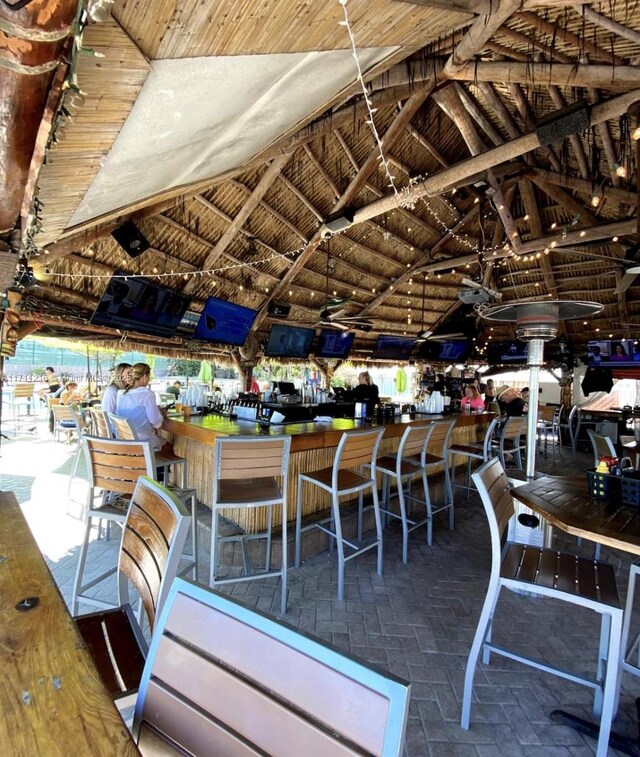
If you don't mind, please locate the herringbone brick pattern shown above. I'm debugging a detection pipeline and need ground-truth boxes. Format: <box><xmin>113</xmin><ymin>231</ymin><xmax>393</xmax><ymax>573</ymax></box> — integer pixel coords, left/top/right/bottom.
<box><xmin>2</xmin><ymin>422</ymin><xmax>639</xmax><ymax>755</ymax></box>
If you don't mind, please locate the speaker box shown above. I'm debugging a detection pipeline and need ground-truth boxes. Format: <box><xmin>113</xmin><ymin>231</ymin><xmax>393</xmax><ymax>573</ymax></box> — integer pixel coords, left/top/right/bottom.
<box><xmin>111</xmin><ymin>222</ymin><xmax>150</xmax><ymax>257</ymax></box>
<box><xmin>268</xmin><ymin>302</ymin><xmax>291</xmax><ymax>318</ymax></box>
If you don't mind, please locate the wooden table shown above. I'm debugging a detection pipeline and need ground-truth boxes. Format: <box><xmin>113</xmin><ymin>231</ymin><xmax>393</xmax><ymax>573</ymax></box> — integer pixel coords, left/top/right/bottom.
<box><xmin>0</xmin><ymin>491</ymin><xmax>139</xmax><ymax>755</ymax></box>
<box><xmin>512</xmin><ymin>475</ymin><xmax>640</xmax><ymax>557</ymax></box>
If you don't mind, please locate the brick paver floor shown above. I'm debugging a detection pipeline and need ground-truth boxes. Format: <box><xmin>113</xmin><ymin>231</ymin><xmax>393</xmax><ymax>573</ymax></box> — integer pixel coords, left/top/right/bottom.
<box><xmin>2</xmin><ymin>417</ymin><xmax>639</xmax><ymax>755</ymax></box>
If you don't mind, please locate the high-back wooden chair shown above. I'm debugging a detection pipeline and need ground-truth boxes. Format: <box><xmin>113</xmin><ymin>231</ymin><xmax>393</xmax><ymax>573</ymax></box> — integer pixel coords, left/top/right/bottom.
<box><xmin>365</xmin><ymin>422</ymin><xmax>435</xmax><ymax>564</ymax></box>
<box><xmin>462</xmin><ymin>458</ymin><xmax>623</xmax><ymax>757</ymax></box>
<box><xmin>133</xmin><ymin>578</ymin><xmax>411</xmax><ymax>756</ymax></box>
<box><xmin>424</xmin><ymin>418</ymin><xmax>456</xmax><ymax>527</ymax></box>
<box><xmin>295</xmin><ymin>427</ymin><xmax>385</xmax><ymax>601</ymax></box>
<box><xmin>72</xmin><ymin>437</ymin><xmax>157</xmax><ymax>615</ymax></box>
<box><xmin>211</xmin><ymin>435</ymin><xmax>292</xmax><ymax>614</ymax></box>
<box><xmin>51</xmin><ymin>403</ymin><xmax>82</xmax><ymax>443</ymax></box>
<box><xmin>75</xmin><ymin>476</ymin><xmax>191</xmax><ymax>696</ymax></box>
<box><xmin>448</xmin><ymin>416</ymin><xmax>500</xmax><ymax>496</ymax></box>
<box><xmin>90</xmin><ymin>406</ymin><xmax>113</xmax><ymax>438</ymax></box>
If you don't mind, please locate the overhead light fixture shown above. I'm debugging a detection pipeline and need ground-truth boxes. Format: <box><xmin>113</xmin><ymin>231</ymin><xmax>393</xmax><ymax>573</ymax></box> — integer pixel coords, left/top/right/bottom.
<box><xmin>321</xmin><ymin>207</ymin><xmax>356</xmax><ymax>237</ymax></box>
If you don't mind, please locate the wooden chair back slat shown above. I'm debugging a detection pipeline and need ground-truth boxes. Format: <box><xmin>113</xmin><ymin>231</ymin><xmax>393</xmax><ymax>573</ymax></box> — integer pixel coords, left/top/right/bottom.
<box><xmin>118</xmin><ymin>477</ymin><xmax>190</xmax><ymax>633</ymax></box>
<box><xmin>47</xmin><ymin>396</ymin><xmax>61</xmax><ymax>409</ymax></box>
<box><xmin>52</xmin><ymin>404</ymin><xmax>77</xmax><ymax>422</ymax></box>
<box><xmin>472</xmin><ymin>458</ymin><xmax>514</xmax><ymax>542</ymax></box>
<box><xmin>215</xmin><ymin>437</ymin><xmax>290</xmax><ymax>481</ymax></box>
<box><xmin>539</xmin><ymin>405</ymin><xmax>555</xmax><ymax>422</ymax></box>
<box><xmin>83</xmin><ymin>437</ymin><xmax>156</xmax><ymax>497</ymax></box>
<box><xmin>399</xmin><ymin>422</ymin><xmax>433</xmax><ymax>460</ymax></box>
<box><xmin>426</xmin><ymin>420</ymin><xmax>455</xmax><ymax>458</ymax></box>
<box><xmin>501</xmin><ymin>416</ymin><xmax>528</xmax><ymax>440</ymax></box>
<box><xmin>90</xmin><ymin>449</ymin><xmax>150</xmax><ymax>470</ymax></box>
<box><xmin>14</xmin><ymin>383</ymin><xmax>34</xmax><ymax>398</ymax></box>
<box><xmin>93</xmin><ymin>476</ymin><xmax>137</xmax><ymax>495</ymax></box>
<box><xmin>90</xmin><ymin>407</ymin><xmax>112</xmax><ymax>438</ymax></box>
<box><xmin>108</xmin><ymin>413</ymin><xmax>137</xmax><ymax>440</ymax></box>
<box><xmin>338</xmin><ymin>428</ymin><xmax>385</xmax><ymax>471</ymax></box>
<box><xmin>134</xmin><ymin>580</ymin><xmax>410</xmax><ymax>756</ymax></box>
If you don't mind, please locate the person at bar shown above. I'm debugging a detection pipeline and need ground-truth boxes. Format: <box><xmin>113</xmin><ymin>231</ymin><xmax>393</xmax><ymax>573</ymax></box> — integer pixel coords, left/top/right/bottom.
<box><xmin>463</xmin><ymin>385</ymin><xmax>485</xmax><ymax>413</ymax></box>
<box><xmin>496</xmin><ymin>385</ymin><xmax>526</xmax><ymax>417</ymax></box>
<box><xmin>165</xmin><ymin>380</ymin><xmax>183</xmax><ymax>398</ymax></box>
<box><xmin>115</xmin><ymin>362</ymin><xmax>167</xmax><ymax>451</ymax></box>
<box><xmin>352</xmin><ymin>371</ymin><xmax>379</xmax><ymax>416</ymax></box>
<box><xmin>101</xmin><ymin>362</ymin><xmax>132</xmax><ymax>414</ymax></box>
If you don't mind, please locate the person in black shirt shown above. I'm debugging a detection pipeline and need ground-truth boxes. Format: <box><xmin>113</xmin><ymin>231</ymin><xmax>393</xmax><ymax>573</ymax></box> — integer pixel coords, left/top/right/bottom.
<box><xmin>432</xmin><ymin>373</ymin><xmax>446</xmax><ymax>393</ymax></box>
<box><xmin>352</xmin><ymin>371</ymin><xmax>379</xmax><ymax>416</ymax></box>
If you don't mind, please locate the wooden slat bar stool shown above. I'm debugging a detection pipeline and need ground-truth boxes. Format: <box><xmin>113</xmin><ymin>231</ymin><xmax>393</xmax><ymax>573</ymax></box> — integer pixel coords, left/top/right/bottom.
<box><xmin>491</xmin><ymin>415</ymin><xmax>527</xmax><ymax>470</ymax></box>
<box><xmin>107</xmin><ymin>412</ymin><xmax>198</xmax><ymax>576</ymax></box>
<box><xmin>72</xmin><ymin>437</ymin><xmax>157</xmax><ymax>615</ymax></box>
<box><xmin>295</xmin><ymin>427</ymin><xmax>385</xmax><ymax>601</ymax></box>
<box><xmin>462</xmin><ymin>458</ymin><xmax>623</xmax><ymax>757</ymax></box>
<box><xmin>210</xmin><ymin>435</ymin><xmax>291</xmax><ymax>615</ymax></box>
<box><xmin>132</xmin><ymin>578</ymin><xmax>411</xmax><ymax>756</ymax></box>
<box><xmin>448</xmin><ymin>416</ymin><xmax>500</xmax><ymax>496</ymax></box>
<box><xmin>75</xmin><ymin>476</ymin><xmax>191</xmax><ymax>697</ymax></box>
<box><xmin>90</xmin><ymin>406</ymin><xmax>113</xmax><ymax>438</ymax></box>
<box><xmin>365</xmin><ymin>422</ymin><xmax>435</xmax><ymax>564</ymax></box>
<box><xmin>52</xmin><ymin>403</ymin><xmax>82</xmax><ymax>444</ymax></box>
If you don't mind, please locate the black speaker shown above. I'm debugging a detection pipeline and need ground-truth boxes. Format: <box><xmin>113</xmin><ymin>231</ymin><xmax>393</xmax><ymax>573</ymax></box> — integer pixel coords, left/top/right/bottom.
<box><xmin>268</xmin><ymin>301</ymin><xmax>291</xmax><ymax>318</ymax></box>
<box><xmin>111</xmin><ymin>222</ymin><xmax>150</xmax><ymax>257</ymax></box>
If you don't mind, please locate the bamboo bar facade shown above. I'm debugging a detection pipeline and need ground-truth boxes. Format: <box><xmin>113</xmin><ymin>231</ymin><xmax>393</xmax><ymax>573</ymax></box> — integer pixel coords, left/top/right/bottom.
<box><xmin>162</xmin><ymin>412</ymin><xmax>494</xmax><ymax>532</ymax></box>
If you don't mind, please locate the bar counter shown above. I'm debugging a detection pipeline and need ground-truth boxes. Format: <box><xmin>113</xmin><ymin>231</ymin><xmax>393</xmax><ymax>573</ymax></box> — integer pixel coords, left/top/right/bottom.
<box><xmin>162</xmin><ymin>412</ymin><xmax>495</xmax><ymax>532</ymax></box>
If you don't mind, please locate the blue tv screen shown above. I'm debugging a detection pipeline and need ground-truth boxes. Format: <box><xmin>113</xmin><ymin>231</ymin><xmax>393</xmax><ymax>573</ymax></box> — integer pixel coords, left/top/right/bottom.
<box><xmin>91</xmin><ymin>273</ymin><xmax>190</xmax><ymax>338</ymax></box>
<box><xmin>438</xmin><ymin>339</ymin><xmax>470</xmax><ymax>362</ymax></box>
<box><xmin>487</xmin><ymin>339</ymin><xmax>528</xmax><ymax>363</ymax></box>
<box><xmin>193</xmin><ymin>296</ymin><xmax>258</xmax><ymax>346</ymax></box>
<box><xmin>265</xmin><ymin>324</ymin><xmax>316</xmax><ymax>358</ymax></box>
<box><xmin>315</xmin><ymin>329</ymin><xmax>355</xmax><ymax>359</ymax></box>
<box><xmin>371</xmin><ymin>335</ymin><xmax>415</xmax><ymax>361</ymax></box>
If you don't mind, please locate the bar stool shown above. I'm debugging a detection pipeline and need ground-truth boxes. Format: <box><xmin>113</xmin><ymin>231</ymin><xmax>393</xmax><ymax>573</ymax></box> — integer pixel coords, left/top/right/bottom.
<box><xmin>365</xmin><ymin>422</ymin><xmax>434</xmax><ymax>564</ymax></box>
<box><xmin>620</xmin><ymin>561</ymin><xmax>640</xmax><ymax>688</ymax></box>
<box><xmin>491</xmin><ymin>416</ymin><xmax>527</xmax><ymax>470</ymax></box>
<box><xmin>52</xmin><ymin>403</ymin><xmax>83</xmax><ymax>444</ymax></box>
<box><xmin>90</xmin><ymin>407</ymin><xmax>113</xmax><ymax>438</ymax></box>
<box><xmin>72</xmin><ymin>437</ymin><xmax>197</xmax><ymax>615</ymax></box>
<box><xmin>295</xmin><ymin>427</ymin><xmax>385</xmax><ymax>601</ymax></box>
<box><xmin>449</xmin><ymin>417</ymin><xmax>500</xmax><ymax>495</ymax></box>
<box><xmin>107</xmin><ymin>412</ymin><xmax>198</xmax><ymax>569</ymax></box>
<box><xmin>210</xmin><ymin>435</ymin><xmax>291</xmax><ymax>615</ymax></box>
<box><xmin>74</xmin><ymin>475</ymin><xmax>191</xmax><ymax>696</ymax></box>
<box><xmin>424</xmin><ymin>418</ymin><xmax>456</xmax><ymax>526</ymax></box>
<box><xmin>586</xmin><ymin>429</ymin><xmax>617</xmax><ymax>469</ymax></box>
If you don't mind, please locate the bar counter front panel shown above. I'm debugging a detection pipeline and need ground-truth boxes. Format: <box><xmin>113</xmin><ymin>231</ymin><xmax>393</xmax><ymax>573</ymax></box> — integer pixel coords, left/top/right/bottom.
<box><xmin>162</xmin><ymin>412</ymin><xmax>494</xmax><ymax>533</ymax></box>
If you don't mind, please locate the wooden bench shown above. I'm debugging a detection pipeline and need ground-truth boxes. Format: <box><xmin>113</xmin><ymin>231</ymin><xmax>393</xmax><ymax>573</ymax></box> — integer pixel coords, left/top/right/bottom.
<box><xmin>133</xmin><ymin>578</ymin><xmax>411</xmax><ymax>756</ymax></box>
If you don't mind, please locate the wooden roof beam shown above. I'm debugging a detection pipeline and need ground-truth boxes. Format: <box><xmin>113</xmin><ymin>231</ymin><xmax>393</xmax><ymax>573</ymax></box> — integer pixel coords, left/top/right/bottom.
<box><xmin>577</xmin><ymin>5</ymin><xmax>640</xmax><ymax>46</ymax></box>
<box><xmin>507</xmin><ymin>82</ymin><xmax>561</xmax><ymax>171</ymax></box>
<box><xmin>446</xmin><ymin>62</ymin><xmax>640</xmax><ymax>90</ymax></box>
<box><xmin>528</xmin><ymin>175</ymin><xmax>598</xmax><ymax>227</ymax></box>
<box><xmin>528</xmin><ymin>168</ymin><xmax>636</xmax><ymax>205</ymax></box>
<box><xmin>350</xmin><ymin>89</ymin><xmax>640</xmax><ymax>225</ymax></box>
<box><xmin>546</xmin><ymin>86</ymin><xmax>589</xmax><ymax>179</ymax></box>
<box><xmin>182</xmin><ymin>154</ymin><xmax>291</xmax><ymax>295</ymax></box>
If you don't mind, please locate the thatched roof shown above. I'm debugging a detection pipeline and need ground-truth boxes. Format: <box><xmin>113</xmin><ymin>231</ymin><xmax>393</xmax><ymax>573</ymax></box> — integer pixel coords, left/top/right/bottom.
<box><xmin>2</xmin><ymin>0</ymin><xmax>639</xmax><ymax>362</ymax></box>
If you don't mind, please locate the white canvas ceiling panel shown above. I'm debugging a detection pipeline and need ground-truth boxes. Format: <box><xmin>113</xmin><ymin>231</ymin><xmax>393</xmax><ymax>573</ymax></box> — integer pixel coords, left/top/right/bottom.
<box><xmin>70</xmin><ymin>47</ymin><xmax>397</xmax><ymax>226</ymax></box>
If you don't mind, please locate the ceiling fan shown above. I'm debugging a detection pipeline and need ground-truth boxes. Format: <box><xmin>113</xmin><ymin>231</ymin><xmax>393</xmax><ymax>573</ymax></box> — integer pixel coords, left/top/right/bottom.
<box><xmin>622</xmin><ymin>242</ymin><xmax>640</xmax><ymax>275</ymax></box>
<box><xmin>416</xmin><ymin>276</ymin><xmax>467</xmax><ymax>342</ymax></box>
<box><xmin>313</xmin><ymin>241</ymin><xmax>373</xmax><ymax>331</ymax></box>
<box><xmin>457</xmin><ymin>277</ymin><xmax>502</xmax><ymax>305</ymax></box>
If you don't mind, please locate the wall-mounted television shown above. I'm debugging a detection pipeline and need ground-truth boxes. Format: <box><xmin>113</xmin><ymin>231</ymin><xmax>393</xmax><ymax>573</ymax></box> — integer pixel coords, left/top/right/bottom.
<box><xmin>90</xmin><ymin>273</ymin><xmax>190</xmax><ymax>338</ymax></box>
<box><xmin>371</xmin><ymin>335</ymin><xmax>415</xmax><ymax>361</ymax></box>
<box><xmin>587</xmin><ymin>339</ymin><xmax>640</xmax><ymax>368</ymax></box>
<box><xmin>193</xmin><ymin>296</ymin><xmax>258</xmax><ymax>346</ymax></box>
<box><xmin>486</xmin><ymin>339</ymin><xmax>529</xmax><ymax>364</ymax></box>
<box><xmin>315</xmin><ymin>329</ymin><xmax>355</xmax><ymax>359</ymax></box>
<box><xmin>438</xmin><ymin>339</ymin><xmax>470</xmax><ymax>362</ymax></box>
<box><xmin>265</xmin><ymin>324</ymin><xmax>315</xmax><ymax>358</ymax></box>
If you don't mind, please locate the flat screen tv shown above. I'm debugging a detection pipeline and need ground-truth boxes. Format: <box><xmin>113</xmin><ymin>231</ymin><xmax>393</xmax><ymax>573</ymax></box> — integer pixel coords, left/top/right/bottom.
<box><xmin>265</xmin><ymin>324</ymin><xmax>315</xmax><ymax>358</ymax></box>
<box><xmin>90</xmin><ymin>273</ymin><xmax>190</xmax><ymax>338</ymax></box>
<box><xmin>438</xmin><ymin>339</ymin><xmax>470</xmax><ymax>362</ymax></box>
<box><xmin>193</xmin><ymin>296</ymin><xmax>258</xmax><ymax>346</ymax></box>
<box><xmin>587</xmin><ymin>339</ymin><xmax>640</xmax><ymax>368</ymax></box>
<box><xmin>487</xmin><ymin>339</ymin><xmax>528</xmax><ymax>364</ymax></box>
<box><xmin>371</xmin><ymin>335</ymin><xmax>415</xmax><ymax>361</ymax></box>
<box><xmin>315</xmin><ymin>329</ymin><xmax>355</xmax><ymax>359</ymax></box>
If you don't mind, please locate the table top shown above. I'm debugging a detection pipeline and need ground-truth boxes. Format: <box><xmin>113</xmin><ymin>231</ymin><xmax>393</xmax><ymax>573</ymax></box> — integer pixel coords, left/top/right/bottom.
<box><xmin>513</xmin><ymin>476</ymin><xmax>640</xmax><ymax>556</ymax></box>
<box><xmin>162</xmin><ymin>411</ymin><xmax>495</xmax><ymax>450</ymax></box>
<box><xmin>0</xmin><ymin>491</ymin><xmax>139</xmax><ymax>755</ymax></box>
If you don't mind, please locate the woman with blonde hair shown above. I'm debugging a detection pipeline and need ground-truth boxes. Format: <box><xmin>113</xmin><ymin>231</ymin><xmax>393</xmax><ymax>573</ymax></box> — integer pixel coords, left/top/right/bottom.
<box><xmin>101</xmin><ymin>362</ymin><xmax>131</xmax><ymax>414</ymax></box>
<box><xmin>115</xmin><ymin>362</ymin><xmax>166</xmax><ymax>450</ymax></box>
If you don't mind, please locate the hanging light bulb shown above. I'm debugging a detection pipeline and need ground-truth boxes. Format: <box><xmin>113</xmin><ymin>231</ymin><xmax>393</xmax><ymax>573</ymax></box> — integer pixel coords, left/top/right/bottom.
<box><xmin>632</xmin><ymin>126</ymin><xmax>640</xmax><ymax>141</ymax></box>
<box><xmin>590</xmin><ymin>193</ymin><xmax>601</xmax><ymax>207</ymax></box>
<box><xmin>615</xmin><ymin>164</ymin><xmax>627</xmax><ymax>179</ymax></box>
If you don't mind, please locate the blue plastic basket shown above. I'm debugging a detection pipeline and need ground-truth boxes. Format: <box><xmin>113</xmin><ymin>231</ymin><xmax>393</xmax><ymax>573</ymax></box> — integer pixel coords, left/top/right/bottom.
<box><xmin>621</xmin><ymin>474</ymin><xmax>640</xmax><ymax>507</ymax></box>
<box><xmin>586</xmin><ymin>470</ymin><xmax>621</xmax><ymax>500</ymax></box>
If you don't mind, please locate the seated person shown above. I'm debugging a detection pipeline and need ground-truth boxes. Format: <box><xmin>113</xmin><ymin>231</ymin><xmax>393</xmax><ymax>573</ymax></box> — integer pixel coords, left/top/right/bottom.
<box><xmin>463</xmin><ymin>385</ymin><xmax>485</xmax><ymax>413</ymax></box>
<box><xmin>59</xmin><ymin>381</ymin><xmax>84</xmax><ymax>405</ymax></box>
<box><xmin>496</xmin><ymin>385</ymin><xmax>526</xmax><ymax>417</ymax></box>
<box><xmin>38</xmin><ymin>367</ymin><xmax>61</xmax><ymax>401</ymax></box>
<box><xmin>115</xmin><ymin>363</ymin><xmax>168</xmax><ymax>452</ymax></box>
<box><xmin>101</xmin><ymin>363</ymin><xmax>132</xmax><ymax>414</ymax></box>
<box><xmin>165</xmin><ymin>380</ymin><xmax>183</xmax><ymax>398</ymax></box>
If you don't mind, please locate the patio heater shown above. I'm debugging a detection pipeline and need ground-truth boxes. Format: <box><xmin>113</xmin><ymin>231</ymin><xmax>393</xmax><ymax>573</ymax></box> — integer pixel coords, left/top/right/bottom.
<box><xmin>480</xmin><ymin>300</ymin><xmax>603</xmax><ymax>478</ymax></box>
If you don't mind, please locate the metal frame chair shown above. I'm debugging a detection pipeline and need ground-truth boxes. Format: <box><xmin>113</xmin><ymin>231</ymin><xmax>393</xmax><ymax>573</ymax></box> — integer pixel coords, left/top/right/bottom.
<box><xmin>210</xmin><ymin>435</ymin><xmax>291</xmax><ymax>615</ymax></box>
<box><xmin>448</xmin><ymin>416</ymin><xmax>500</xmax><ymax>495</ymax></box>
<box><xmin>52</xmin><ymin>403</ymin><xmax>82</xmax><ymax>444</ymax></box>
<box><xmin>490</xmin><ymin>415</ymin><xmax>527</xmax><ymax>470</ymax></box>
<box><xmin>132</xmin><ymin>577</ymin><xmax>410</xmax><ymax>756</ymax></box>
<box><xmin>461</xmin><ymin>458</ymin><xmax>623</xmax><ymax>757</ymax></box>
<box><xmin>74</xmin><ymin>476</ymin><xmax>191</xmax><ymax>696</ymax></box>
<box><xmin>561</xmin><ymin>404</ymin><xmax>598</xmax><ymax>459</ymax></box>
<box><xmin>537</xmin><ymin>404</ymin><xmax>562</xmax><ymax>456</ymax></box>
<box><xmin>295</xmin><ymin>427</ymin><xmax>386</xmax><ymax>601</ymax></box>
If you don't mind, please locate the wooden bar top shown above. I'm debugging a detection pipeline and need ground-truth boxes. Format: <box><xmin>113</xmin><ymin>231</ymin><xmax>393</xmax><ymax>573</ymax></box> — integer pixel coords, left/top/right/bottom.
<box><xmin>163</xmin><ymin>411</ymin><xmax>495</xmax><ymax>453</ymax></box>
<box><xmin>0</xmin><ymin>491</ymin><xmax>138</xmax><ymax>755</ymax></box>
